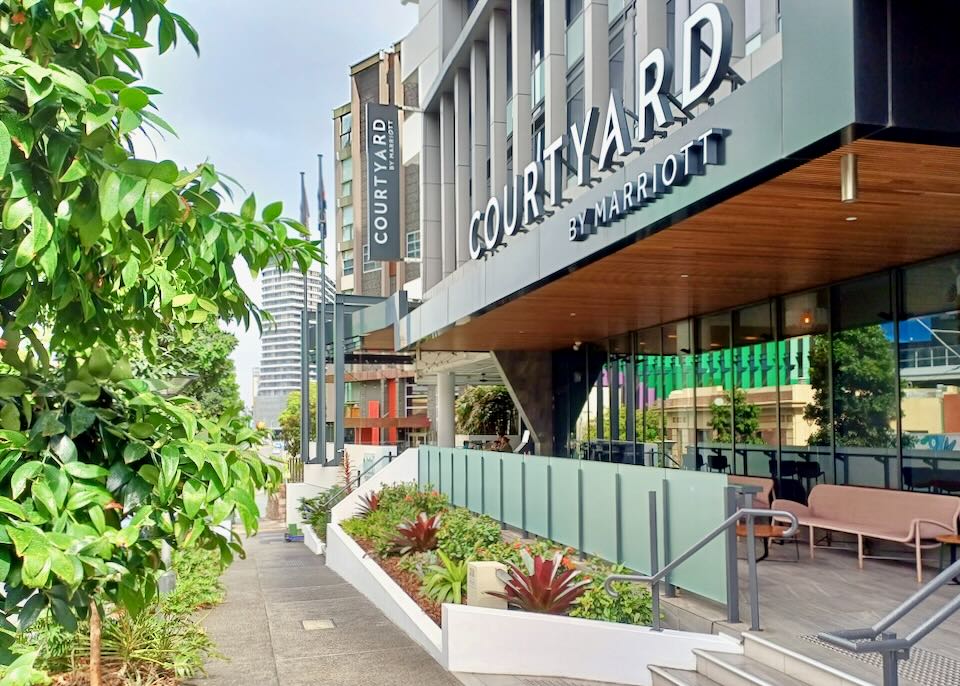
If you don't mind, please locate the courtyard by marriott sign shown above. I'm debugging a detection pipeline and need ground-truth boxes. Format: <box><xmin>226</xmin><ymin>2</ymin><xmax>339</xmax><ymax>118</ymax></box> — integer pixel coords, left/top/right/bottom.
<box><xmin>469</xmin><ymin>2</ymin><xmax>733</xmax><ymax>259</ymax></box>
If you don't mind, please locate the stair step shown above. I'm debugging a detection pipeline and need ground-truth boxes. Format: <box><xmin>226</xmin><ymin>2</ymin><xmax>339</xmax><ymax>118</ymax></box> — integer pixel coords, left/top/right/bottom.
<box><xmin>649</xmin><ymin>665</ymin><xmax>722</xmax><ymax>686</ymax></box>
<box><xmin>743</xmin><ymin>633</ymin><xmax>874</xmax><ymax>686</ymax></box>
<box><xmin>694</xmin><ymin>650</ymin><xmax>812</xmax><ymax>686</ymax></box>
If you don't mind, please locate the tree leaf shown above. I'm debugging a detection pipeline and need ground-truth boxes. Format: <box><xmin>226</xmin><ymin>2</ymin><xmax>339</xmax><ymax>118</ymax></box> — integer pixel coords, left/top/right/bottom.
<box><xmin>63</xmin><ymin>462</ymin><xmax>109</xmax><ymax>480</ymax></box>
<box><xmin>129</xmin><ymin>422</ymin><xmax>153</xmax><ymax>439</ymax></box>
<box><xmin>118</xmin><ymin>87</ymin><xmax>149</xmax><ymax>111</ymax></box>
<box><xmin>106</xmin><ymin>462</ymin><xmax>134</xmax><ymax>492</ymax></box>
<box><xmin>181</xmin><ymin>479</ymin><xmax>205</xmax><ymax>518</ymax></box>
<box><xmin>16</xmin><ymin>593</ymin><xmax>46</xmax><ymax>629</ymax></box>
<box><xmin>59</xmin><ymin>158</ymin><xmax>87</xmax><ymax>182</ymax></box>
<box><xmin>50</xmin><ymin>434</ymin><xmax>78</xmax><ymax>463</ymax></box>
<box><xmin>122</xmin><ymin>442</ymin><xmax>148</xmax><ymax>464</ymax></box>
<box><xmin>11</xmin><ymin>462</ymin><xmax>42</xmax><ymax>499</ymax></box>
<box><xmin>2</xmin><ymin>196</ymin><xmax>32</xmax><ymax>230</ymax></box>
<box><xmin>240</xmin><ymin>193</ymin><xmax>256</xmax><ymax>221</ymax></box>
<box><xmin>68</xmin><ymin>405</ymin><xmax>97</xmax><ymax>437</ymax></box>
<box><xmin>0</xmin><ymin>376</ymin><xmax>26</xmax><ymax>398</ymax></box>
<box><xmin>0</xmin><ymin>121</ymin><xmax>11</xmax><ymax>181</ymax></box>
<box><xmin>0</xmin><ymin>403</ymin><xmax>19</xmax><ymax>431</ymax></box>
<box><xmin>0</xmin><ymin>497</ymin><xmax>27</xmax><ymax>520</ymax></box>
<box><xmin>31</xmin><ymin>479</ymin><xmax>58</xmax><ymax>518</ymax></box>
<box><xmin>119</xmin><ymin>108</ymin><xmax>141</xmax><ymax>136</ymax></box>
<box><xmin>99</xmin><ymin>171</ymin><xmax>121</xmax><ymax>222</ymax></box>
<box><xmin>93</xmin><ymin>76</ymin><xmax>127</xmax><ymax>92</ymax></box>
<box><xmin>261</xmin><ymin>201</ymin><xmax>283</xmax><ymax>223</ymax></box>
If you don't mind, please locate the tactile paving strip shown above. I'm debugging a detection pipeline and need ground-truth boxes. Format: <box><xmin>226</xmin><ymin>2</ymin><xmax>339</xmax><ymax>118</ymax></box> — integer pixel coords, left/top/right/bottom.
<box><xmin>802</xmin><ymin>634</ymin><xmax>960</xmax><ymax>686</ymax></box>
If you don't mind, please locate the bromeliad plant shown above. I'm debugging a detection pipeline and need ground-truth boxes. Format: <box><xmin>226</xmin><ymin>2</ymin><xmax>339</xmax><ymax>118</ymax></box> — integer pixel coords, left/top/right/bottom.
<box><xmin>488</xmin><ymin>550</ymin><xmax>590</xmax><ymax>615</ymax></box>
<box><xmin>421</xmin><ymin>551</ymin><xmax>468</xmax><ymax>605</ymax></box>
<box><xmin>356</xmin><ymin>491</ymin><xmax>380</xmax><ymax>518</ymax></box>
<box><xmin>390</xmin><ymin>513</ymin><xmax>442</xmax><ymax>555</ymax></box>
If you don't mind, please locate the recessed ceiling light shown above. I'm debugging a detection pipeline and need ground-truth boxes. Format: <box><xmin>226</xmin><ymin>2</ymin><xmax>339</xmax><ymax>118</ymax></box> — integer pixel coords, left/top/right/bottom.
<box><xmin>570</xmin><ymin>312</ymin><xmax>577</xmax><ymax>317</ymax></box>
<box><xmin>518</xmin><ymin>330</ymin><xmax>526</xmax><ymax>334</ymax></box>
<box><xmin>846</xmin><ymin>216</ymin><xmax>858</xmax><ymax>222</ymax></box>
<box><xmin>680</xmin><ymin>274</ymin><xmax>689</xmax><ymax>278</ymax></box>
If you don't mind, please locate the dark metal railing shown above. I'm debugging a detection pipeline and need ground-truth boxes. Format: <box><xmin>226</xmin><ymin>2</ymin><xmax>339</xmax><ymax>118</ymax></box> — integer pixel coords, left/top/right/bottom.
<box><xmin>819</xmin><ymin>560</ymin><xmax>960</xmax><ymax>686</ymax></box>
<box><xmin>604</xmin><ymin>488</ymin><xmax>799</xmax><ymax>632</ymax></box>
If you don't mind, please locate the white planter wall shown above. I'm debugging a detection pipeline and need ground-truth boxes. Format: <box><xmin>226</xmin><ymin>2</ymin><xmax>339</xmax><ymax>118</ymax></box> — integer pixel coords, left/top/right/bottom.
<box><xmin>327</xmin><ymin>513</ymin><xmax>743</xmax><ymax>686</ymax></box>
<box><xmin>442</xmin><ymin>605</ymin><xmax>741</xmax><ymax>686</ymax></box>
<box><xmin>303</xmin><ymin>525</ymin><xmax>326</xmax><ymax>555</ymax></box>
<box><xmin>325</xmin><ymin>523</ymin><xmax>442</xmax><ymax>660</ymax></box>
<box><xmin>330</xmin><ymin>448</ymin><xmax>419</xmax><ymax>524</ymax></box>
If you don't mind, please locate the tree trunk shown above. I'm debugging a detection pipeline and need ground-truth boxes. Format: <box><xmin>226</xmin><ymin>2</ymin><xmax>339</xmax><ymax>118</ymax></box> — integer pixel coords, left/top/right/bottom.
<box><xmin>89</xmin><ymin>597</ymin><xmax>102</xmax><ymax>686</ymax></box>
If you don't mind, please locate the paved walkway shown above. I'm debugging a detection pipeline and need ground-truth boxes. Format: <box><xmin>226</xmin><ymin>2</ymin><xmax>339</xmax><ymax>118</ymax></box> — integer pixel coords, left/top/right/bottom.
<box><xmin>192</xmin><ymin>522</ymin><xmax>459</xmax><ymax>686</ymax></box>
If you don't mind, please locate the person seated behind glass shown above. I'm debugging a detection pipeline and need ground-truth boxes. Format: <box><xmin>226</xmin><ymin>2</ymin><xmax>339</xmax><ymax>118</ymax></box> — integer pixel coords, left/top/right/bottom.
<box><xmin>492</xmin><ymin>433</ymin><xmax>512</xmax><ymax>452</ymax></box>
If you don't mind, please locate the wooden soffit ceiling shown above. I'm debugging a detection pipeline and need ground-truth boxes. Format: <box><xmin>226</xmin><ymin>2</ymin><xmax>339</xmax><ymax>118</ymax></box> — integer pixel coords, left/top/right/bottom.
<box><xmin>421</xmin><ymin>139</ymin><xmax>960</xmax><ymax>352</ymax></box>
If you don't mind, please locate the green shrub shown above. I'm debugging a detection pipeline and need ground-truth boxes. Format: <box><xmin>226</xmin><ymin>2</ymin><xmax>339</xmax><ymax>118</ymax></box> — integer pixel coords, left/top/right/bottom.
<box><xmin>340</xmin><ymin>484</ymin><xmax>450</xmax><ymax>556</ymax></box>
<box><xmin>161</xmin><ymin>547</ymin><xmax>226</xmax><ymax>617</ymax></box>
<box><xmin>437</xmin><ymin>508</ymin><xmax>502</xmax><ymax>561</ymax></box>
<box><xmin>396</xmin><ymin>551</ymin><xmax>438</xmax><ymax>579</ymax></box>
<box><xmin>569</xmin><ymin>564</ymin><xmax>653</xmax><ymax>625</ymax></box>
<box><xmin>422</xmin><ymin>552</ymin><xmax>469</xmax><ymax>604</ymax></box>
<box><xmin>299</xmin><ymin>486</ymin><xmax>347</xmax><ymax>540</ymax></box>
<box><xmin>0</xmin><ymin>652</ymin><xmax>49</xmax><ymax>686</ymax></box>
<box><xmin>16</xmin><ymin>608</ymin><xmax>219</xmax><ymax>682</ymax></box>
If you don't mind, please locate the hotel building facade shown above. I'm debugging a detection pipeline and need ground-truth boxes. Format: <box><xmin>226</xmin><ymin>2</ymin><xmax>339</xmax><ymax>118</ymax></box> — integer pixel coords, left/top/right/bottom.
<box><xmin>382</xmin><ymin>0</ymin><xmax>960</xmax><ymax>496</ymax></box>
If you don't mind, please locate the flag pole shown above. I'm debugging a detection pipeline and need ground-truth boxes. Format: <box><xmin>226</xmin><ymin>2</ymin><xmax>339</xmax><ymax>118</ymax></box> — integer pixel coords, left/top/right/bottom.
<box><xmin>299</xmin><ymin>171</ymin><xmax>310</xmax><ymax>466</ymax></box>
<box><xmin>316</xmin><ymin>154</ymin><xmax>327</xmax><ymax>464</ymax></box>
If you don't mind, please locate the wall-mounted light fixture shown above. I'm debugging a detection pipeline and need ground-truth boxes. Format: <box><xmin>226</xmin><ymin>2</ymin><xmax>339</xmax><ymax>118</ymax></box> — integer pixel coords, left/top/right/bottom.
<box><xmin>841</xmin><ymin>153</ymin><xmax>858</xmax><ymax>203</ymax></box>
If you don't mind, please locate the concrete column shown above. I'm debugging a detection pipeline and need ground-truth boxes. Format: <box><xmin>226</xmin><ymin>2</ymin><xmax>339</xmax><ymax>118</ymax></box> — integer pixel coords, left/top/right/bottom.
<box><xmin>543</xmin><ymin>0</ymin><xmax>566</xmax><ymax>143</ymax></box>
<box><xmin>436</xmin><ymin>372</ymin><xmax>456</xmax><ymax>448</ymax></box>
<box><xmin>439</xmin><ymin>92</ymin><xmax>456</xmax><ymax>278</ymax></box>
<box><xmin>471</xmin><ymin>41</ymin><xmax>489</xmax><ymax>208</ymax></box>
<box><xmin>440</xmin><ymin>0</ymin><xmax>466</xmax><ymax>57</ymax></box>
<box><xmin>636</xmin><ymin>0</ymin><xmax>667</xmax><ymax>67</ymax></box>
<box><xmin>489</xmin><ymin>10</ymin><xmax>509</xmax><ymax>196</ymax></box>
<box><xmin>454</xmin><ymin>69</ymin><xmax>471</xmax><ymax>267</ymax></box>
<box><xmin>722</xmin><ymin>0</ymin><xmax>746</xmax><ymax>59</ymax></box>
<box><xmin>623</xmin><ymin>3</ymin><xmax>637</xmax><ymax>112</ymax></box>
<box><xmin>760</xmin><ymin>0</ymin><xmax>779</xmax><ymax>41</ymax></box>
<box><xmin>511</xmin><ymin>0</ymin><xmax>532</xmax><ymax>171</ymax></box>
<box><xmin>421</xmin><ymin>111</ymin><xmax>442</xmax><ymax>291</ymax></box>
<box><xmin>492</xmin><ymin>351</ymin><xmax>555</xmax><ymax>455</ymax></box>
<box><xmin>333</xmin><ymin>296</ymin><xmax>345</xmax><ymax>465</ymax></box>
<box><xmin>584</xmin><ymin>0</ymin><xmax>610</xmax><ymax>156</ymax></box>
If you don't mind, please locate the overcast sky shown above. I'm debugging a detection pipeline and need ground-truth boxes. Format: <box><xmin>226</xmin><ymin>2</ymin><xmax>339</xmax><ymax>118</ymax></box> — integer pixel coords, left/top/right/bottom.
<box><xmin>138</xmin><ymin>0</ymin><xmax>417</xmax><ymax>409</ymax></box>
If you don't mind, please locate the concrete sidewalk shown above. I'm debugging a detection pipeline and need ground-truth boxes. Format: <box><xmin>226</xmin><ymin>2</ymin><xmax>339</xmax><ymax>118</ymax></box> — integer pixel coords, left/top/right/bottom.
<box><xmin>192</xmin><ymin>522</ymin><xmax>459</xmax><ymax>686</ymax></box>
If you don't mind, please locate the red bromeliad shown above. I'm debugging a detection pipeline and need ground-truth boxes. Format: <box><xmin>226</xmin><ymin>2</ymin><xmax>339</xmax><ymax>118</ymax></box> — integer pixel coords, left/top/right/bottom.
<box><xmin>390</xmin><ymin>512</ymin><xmax>443</xmax><ymax>555</ymax></box>
<box><xmin>488</xmin><ymin>550</ymin><xmax>590</xmax><ymax>614</ymax></box>
<box><xmin>356</xmin><ymin>491</ymin><xmax>381</xmax><ymax>518</ymax></box>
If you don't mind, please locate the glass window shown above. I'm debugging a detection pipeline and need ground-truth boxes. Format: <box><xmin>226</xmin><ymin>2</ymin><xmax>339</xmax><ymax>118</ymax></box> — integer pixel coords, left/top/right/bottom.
<box><xmin>636</xmin><ymin>327</ymin><xmax>665</xmax><ymax>466</ymax></box>
<box><xmin>831</xmin><ymin>274</ymin><xmax>898</xmax><ymax>488</ymax></box>
<box><xmin>341</xmin><ymin>157</ymin><xmax>353</xmax><ymax>183</ymax></box>
<box><xmin>339</xmin><ymin>113</ymin><xmax>353</xmax><ymax>149</ymax></box>
<box><xmin>566</xmin><ymin>71</ymin><xmax>584</xmax><ymax>175</ymax></box>
<box><xmin>532</xmin><ymin>0</ymin><xmax>545</xmax><ymax>65</ymax></box>
<box><xmin>342</xmin><ymin>249</ymin><xmax>354</xmax><ymax>276</ymax></box>
<box><xmin>406</xmin><ymin>230</ymin><xmax>421</xmax><ymax>259</ymax></box>
<box><xmin>609</xmin><ymin>26</ymin><xmax>625</xmax><ymax>103</ymax></box>
<box><xmin>733</xmin><ymin>303</ymin><xmax>777</xmax><ymax>479</ymax></box>
<box><xmin>780</xmin><ymin>289</ymin><xmax>831</xmax><ymax>501</ymax></box>
<box><xmin>341</xmin><ymin>206</ymin><xmax>354</xmax><ymax>243</ymax></box>
<box><xmin>609</xmin><ymin>334</ymin><xmax>636</xmax><ymax>463</ymax></box>
<box><xmin>362</xmin><ymin>243</ymin><xmax>381</xmax><ymax>272</ymax></box>
<box><xmin>608</xmin><ymin>0</ymin><xmax>625</xmax><ymax>24</ymax></box>
<box><xmin>663</xmin><ymin>320</ymin><xmax>695</xmax><ymax>470</ymax></box>
<box><xmin>900</xmin><ymin>257</ymin><xmax>960</xmax><ymax>494</ymax></box>
<box><xmin>697</xmin><ymin>314</ymin><xmax>733</xmax><ymax>474</ymax></box>
<box><xmin>566</xmin><ymin>11</ymin><xmax>585</xmax><ymax>68</ymax></box>
<box><xmin>566</xmin><ymin>0</ymin><xmax>583</xmax><ymax>24</ymax></box>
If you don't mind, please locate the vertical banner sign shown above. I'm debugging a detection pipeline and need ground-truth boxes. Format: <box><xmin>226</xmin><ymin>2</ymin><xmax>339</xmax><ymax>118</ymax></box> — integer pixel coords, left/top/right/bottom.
<box><xmin>365</xmin><ymin>103</ymin><xmax>401</xmax><ymax>261</ymax></box>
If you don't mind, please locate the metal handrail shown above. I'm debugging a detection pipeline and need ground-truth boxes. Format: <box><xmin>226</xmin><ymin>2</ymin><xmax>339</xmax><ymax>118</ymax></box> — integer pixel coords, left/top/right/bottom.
<box><xmin>319</xmin><ymin>452</ymin><xmax>395</xmax><ymax>508</ymax></box>
<box><xmin>604</xmin><ymin>491</ymin><xmax>799</xmax><ymax>632</ymax></box>
<box><xmin>819</xmin><ymin>558</ymin><xmax>960</xmax><ymax>685</ymax></box>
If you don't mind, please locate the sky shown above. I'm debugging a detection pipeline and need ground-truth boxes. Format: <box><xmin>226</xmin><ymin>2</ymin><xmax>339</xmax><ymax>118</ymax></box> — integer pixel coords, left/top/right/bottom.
<box><xmin>137</xmin><ymin>0</ymin><xmax>418</xmax><ymax>409</ymax></box>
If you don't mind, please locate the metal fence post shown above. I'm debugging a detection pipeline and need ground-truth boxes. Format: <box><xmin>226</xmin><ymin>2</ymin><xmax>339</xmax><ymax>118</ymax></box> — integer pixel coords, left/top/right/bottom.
<box><xmin>662</xmin><ymin>478</ymin><xmax>675</xmax><ymax>598</ymax></box>
<box><xmin>547</xmin><ymin>462</ymin><xmax>553</xmax><ymax>540</ymax></box>
<box><xmin>881</xmin><ymin>632</ymin><xmax>901</xmax><ymax>686</ymax></box>
<box><xmin>648</xmin><ymin>491</ymin><xmax>662</xmax><ymax>632</ymax></box>
<box><xmin>464</xmin><ymin>450</ymin><xmax>469</xmax><ymax>509</ymax></box>
<box><xmin>614</xmin><ymin>471</ymin><xmax>622</xmax><ymax>565</ymax></box>
<box><xmin>724</xmin><ymin>486</ymin><xmax>741</xmax><ymax>624</ymax></box>
<box><xmin>746</xmin><ymin>514</ymin><xmax>760</xmax><ymax>631</ymax></box>
<box><xmin>480</xmin><ymin>452</ymin><xmax>486</xmax><ymax>514</ymax></box>
<box><xmin>499</xmin><ymin>457</ymin><xmax>505</xmax><ymax>530</ymax></box>
<box><xmin>577</xmin><ymin>467</ymin><xmax>585</xmax><ymax>560</ymax></box>
<box><xmin>521</xmin><ymin>459</ymin><xmax>528</xmax><ymax>537</ymax></box>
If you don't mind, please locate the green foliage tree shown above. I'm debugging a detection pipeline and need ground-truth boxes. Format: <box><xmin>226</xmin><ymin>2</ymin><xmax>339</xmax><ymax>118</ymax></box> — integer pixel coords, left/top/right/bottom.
<box><xmin>709</xmin><ymin>388</ymin><xmax>762</xmax><ymax>444</ymax></box>
<box><xmin>128</xmin><ymin>321</ymin><xmax>244</xmax><ymax>418</ymax></box>
<box><xmin>804</xmin><ymin>327</ymin><xmax>900</xmax><ymax>447</ymax></box>
<box><xmin>454</xmin><ymin>385</ymin><xmax>516</xmax><ymax>435</ymax></box>
<box><xmin>0</xmin><ymin>1</ymin><xmax>321</xmax><ymax>682</ymax></box>
<box><xmin>277</xmin><ymin>383</ymin><xmax>317</xmax><ymax>459</ymax></box>
<box><xmin>580</xmin><ymin>407</ymin><xmax>663</xmax><ymax>442</ymax></box>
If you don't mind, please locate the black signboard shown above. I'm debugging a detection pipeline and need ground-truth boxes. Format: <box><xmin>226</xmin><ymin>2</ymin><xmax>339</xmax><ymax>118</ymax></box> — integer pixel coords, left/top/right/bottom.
<box><xmin>364</xmin><ymin>103</ymin><xmax>401</xmax><ymax>261</ymax></box>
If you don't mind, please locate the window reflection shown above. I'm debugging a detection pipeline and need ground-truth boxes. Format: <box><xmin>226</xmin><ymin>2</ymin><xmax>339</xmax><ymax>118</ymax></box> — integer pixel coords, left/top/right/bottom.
<box><xmin>697</xmin><ymin>314</ymin><xmax>734</xmax><ymax>474</ymax></box>
<box><xmin>636</xmin><ymin>328</ymin><xmax>665</xmax><ymax>466</ymax></box>
<box><xmin>664</xmin><ymin>321</ymin><xmax>696</xmax><ymax>470</ymax></box>
<box><xmin>901</xmin><ymin>258</ymin><xmax>960</xmax><ymax>494</ymax></box>
<box><xmin>829</xmin><ymin>274</ymin><xmax>898</xmax><ymax>488</ymax></box>
<box><xmin>733</xmin><ymin>303</ymin><xmax>777</xmax><ymax>479</ymax></box>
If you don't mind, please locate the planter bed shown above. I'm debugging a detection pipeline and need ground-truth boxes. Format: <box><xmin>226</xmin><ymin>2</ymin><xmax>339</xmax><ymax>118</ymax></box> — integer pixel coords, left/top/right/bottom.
<box><xmin>353</xmin><ymin>536</ymin><xmax>443</xmax><ymax>626</ymax></box>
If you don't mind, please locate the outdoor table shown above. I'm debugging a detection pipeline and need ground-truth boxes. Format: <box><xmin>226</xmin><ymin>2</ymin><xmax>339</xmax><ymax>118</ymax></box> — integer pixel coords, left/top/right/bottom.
<box><xmin>936</xmin><ymin>534</ymin><xmax>960</xmax><ymax>585</ymax></box>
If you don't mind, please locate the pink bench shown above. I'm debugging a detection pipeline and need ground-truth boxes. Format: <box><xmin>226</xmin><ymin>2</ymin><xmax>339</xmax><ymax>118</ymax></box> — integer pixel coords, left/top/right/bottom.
<box><xmin>773</xmin><ymin>485</ymin><xmax>960</xmax><ymax>582</ymax></box>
